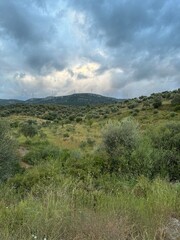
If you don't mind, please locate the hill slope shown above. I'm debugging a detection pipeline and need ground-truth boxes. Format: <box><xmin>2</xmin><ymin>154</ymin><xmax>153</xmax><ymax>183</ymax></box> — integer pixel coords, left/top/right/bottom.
<box><xmin>0</xmin><ymin>99</ymin><xmax>23</xmax><ymax>105</ymax></box>
<box><xmin>0</xmin><ymin>93</ymin><xmax>123</xmax><ymax>106</ymax></box>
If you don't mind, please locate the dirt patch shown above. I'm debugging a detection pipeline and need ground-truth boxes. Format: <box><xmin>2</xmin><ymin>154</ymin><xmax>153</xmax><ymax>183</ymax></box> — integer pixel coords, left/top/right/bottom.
<box><xmin>18</xmin><ymin>146</ymin><xmax>29</xmax><ymax>157</ymax></box>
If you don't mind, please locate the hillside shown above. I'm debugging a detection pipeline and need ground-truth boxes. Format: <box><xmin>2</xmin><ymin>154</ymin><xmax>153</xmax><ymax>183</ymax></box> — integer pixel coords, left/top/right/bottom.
<box><xmin>0</xmin><ymin>99</ymin><xmax>23</xmax><ymax>105</ymax></box>
<box><xmin>0</xmin><ymin>89</ymin><xmax>179</xmax><ymax>240</ymax></box>
<box><xmin>0</xmin><ymin>93</ymin><xmax>123</xmax><ymax>106</ymax></box>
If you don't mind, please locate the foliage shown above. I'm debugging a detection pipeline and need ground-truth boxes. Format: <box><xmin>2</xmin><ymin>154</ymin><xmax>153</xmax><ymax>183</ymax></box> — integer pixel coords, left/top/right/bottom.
<box><xmin>76</xmin><ymin>117</ymin><xmax>83</xmax><ymax>123</ymax></box>
<box><xmin>149</xmin><ymin>122</ymin><xmax>180</xmax><ymax>180</ymax></box>
<box><xmin>0</xmin><ymin>174</ymin><xmax>179</xmax><ymax>240</ymax></box>
<box><xmin>24</xmin><ymin>144</ymin><xmax>62</xmax><ymax>165</ymax></box>
<box><xmin>102</xmin><ymin>118</ymin><xmax>140</xmax><ymax>173</ymax></box>
<box><xmin>20</xmin><ymin>120</ymin><xmax>38</xmax><ymax>138</ymax></box>
<box><xmin>153</xmin><ymin>97</ymin><xmax>162</xmax><ymax>108</ymax></box>
<box><xmin>0</xmin><ymin>121</ymin><xmax>20</xmax><ymax>181</ymax></box>
<box><xmin>102</xmin><ymin>119</ymin><xmax>180</xmax><ymax>180</ymax></box>
<box><xmin>0</xmin><ymin>89</ymin><xmax>179</xmax><ymax>239</ymax></box>
<box><xmin>171</xmin><ymin>93</ymin><xmax>180</xmax><ymax>105</ymax></box>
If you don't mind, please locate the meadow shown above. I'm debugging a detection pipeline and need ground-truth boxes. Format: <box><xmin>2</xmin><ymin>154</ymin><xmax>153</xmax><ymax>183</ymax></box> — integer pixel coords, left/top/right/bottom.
<box><xmin>0</xmin><ymin>89</ymin><xmax>179</xmax><ymax>240</ymax></box>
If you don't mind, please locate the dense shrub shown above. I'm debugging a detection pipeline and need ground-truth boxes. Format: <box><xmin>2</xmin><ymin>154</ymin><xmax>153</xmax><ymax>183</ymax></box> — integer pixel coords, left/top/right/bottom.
<box><xmin>20</xmin><ymin>120</ymin><xmax>38</xmax><ymax>138</ymax></box>
<box><xmin>171</xmin><ymin>93</ymin><xmax>180</xmax><ymax>105</ymax></box>
<box><xmin>102</xmin><ymin>118</ymin><xmax>140</xmax><ymax>173</ymax></box>
<box><xmin>128</xmin><ymin>103</ymin><xmax>137</xmax><ymax>109</ymax></box>
<box><xmin>0</xmin><ymin>121</ymin><xmax>20</xmax><ymax>181</ymax></box>
<box><xmin>69</xmin><ymin>115</ymin><xmax>75</xmax><ymax>121</ymax></box>
<box><xmin>149</xmin><ymin>122</ymin><xmax>180</xmax><ymax>180</ymax></box>
<box><xmin>102</xmin><ymin>119</ymin><xmax>180</xmax><ymax>180</ymax></box>
<box><xmin>63</xmin><ymin>133</ymin><xmax>70</xmax><ymax>138</ymax></box>
<box><xmin>153</xmin><ymin>97</ymin><xmax>162</xmax><ymax>108</ymax></box>
<box><xmin>76</xmin><ymin>117</ymin><xmax>83</xmax><ymax>123</ymax></box>
<box><xmin>24</xmin><ymin>144</ymin><xmax>62</xmax><ymax>165</ymax></box>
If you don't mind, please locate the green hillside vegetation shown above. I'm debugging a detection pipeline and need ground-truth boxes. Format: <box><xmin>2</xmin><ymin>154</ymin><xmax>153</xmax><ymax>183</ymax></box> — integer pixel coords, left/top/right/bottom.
<box><xmin>0</xmin><ymin>89</ymin><xmax>180</xmax><ymax>239</ymax></box>
<box><xmin>0</xmin><ymin>93</ymin><xmax>122</xmax><ymax>106</ymax></box>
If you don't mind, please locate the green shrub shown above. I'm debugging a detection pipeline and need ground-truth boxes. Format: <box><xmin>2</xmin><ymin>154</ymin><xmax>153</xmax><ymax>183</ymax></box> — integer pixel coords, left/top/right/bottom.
<box><xmin>174</xmin><ymin>105</ymin><xmax>180</xmax><ymax>111</ymax></box>
<box><xmin>171</xmin><ymin>93</ymin><xmax>180</xmax><ymax>105</ymax></box>
<box><xmin>69</xmin><ymin>115</ymin><xmax>75</xmax><ymax>121</ymax></box>
<box><xmin>153</xmin><ymin>97</ymin><xmax>162</xmax><ymax>108</ymax></box>
<box><xmin>20</xmin><ymin>120</ymin><xmax>38</xmax><ymax>138</ymax></box>
<box><xmin>149</xmin><ymin>122</ymin><xmax>180</xmax><ymax>180</ymax></box>
<box><xmin>0</xmin><ymin>121</ymin><xmax>20</xmax><ymax>181</ymax></box>
<box><xmin>102</xmin><ymin>118</ymin><xmax>140</xmax><ymax>173</ymax></box>
<box><xmin>10</xmin><ymin>121</ymin><xmax>19</xmax><ymax>128</ymax></box>
<box><xmin>63</xmin><ymin>133</ymin><xmax>70</xmax><ymax>138</ymax></box>
<box><xmin>128</xmin><ymin>103</ymin><xmax>137</xmax><ymax>109</ymax></box>
<box><xmin>76</xmin><ymin>117</ymin><xmax>83</xmax><ymax>123</ymax></box>
<box><xmin>170</xmin><ymin>112</ymin><xmax>176</xmax><ymax>117</ymax></box>
<box><xmin>24</xmin><ymin>144</ymin><xmax>62</xmax><ymax>165</ymax></box>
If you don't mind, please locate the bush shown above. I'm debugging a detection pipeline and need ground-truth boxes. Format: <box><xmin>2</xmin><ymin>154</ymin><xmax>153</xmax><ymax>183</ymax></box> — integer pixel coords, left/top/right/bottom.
<box><xmin>0</xmin><ymin>121</ymin><xmax>20</xmax><ymax>181</ymax></box>
<box><xmin>76</xmin><ymin>117</ymin><xmax>83</xmax><ymax>123</ymax></box>
<box><xmin>20</xmin><ymin>120</ymin><xmax>38</xmax><ymax>138</ymax></box>
<box><xmin>24</xmin><ymin>144</ymin><xmax>61</xmax><ymax>165</ymax></box>
<box><xmin>171</xmin><ymin>93</ymin><xmax>180</xmax><ymax>105</ymax></box>
<box><xmin>153</xmin><ymin>97</ymin><xmax>162</xmax><ymax>108</ymax></box>
<box><xmin>102</xmin><ymin>119</ymin><xmax>180</xmax><ymax>180</ymax></box>
<box><xmin>102</xmin><ymin>118</ymin><xmax>140</xmax><ymax>173</ymax></box>
<box><xmin>69</xmin><ymin>115</ymin><xmax>75</xmax><ymax>121</ymax></box>
<box><xmin>170</xmin><ymin>112</ymin><xmax>176</xmax><ymax>117</ymax></box>
<box><xmin>149</xmin><ymin>122</ymin><xmax>180</xmax><ymax>180</ymax></box>
<box><xmin>128</xmin><ymin>103</ymin><xmax>137</xmax><ymax>109</ymax></box>
<box><xmin>63</xmin><ymin>133</ymin><xmax>70</xmax><ymax>138</ymax></box>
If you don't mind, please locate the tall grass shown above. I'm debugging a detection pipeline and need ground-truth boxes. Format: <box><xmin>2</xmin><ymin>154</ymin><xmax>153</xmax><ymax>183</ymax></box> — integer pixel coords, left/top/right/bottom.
<box><xmin>0</xmin><ymin>173</ymin><xmax>179</xmax><ymax>240</ymax></box>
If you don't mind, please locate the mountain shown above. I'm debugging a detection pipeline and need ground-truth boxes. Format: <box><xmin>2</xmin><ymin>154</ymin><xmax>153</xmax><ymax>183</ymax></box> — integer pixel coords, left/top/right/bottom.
<box><xmin>0</xmin><ymin>93</ymin><xmax>124</xmax><ymax>106</ymax></box>
<box><xmin>0</xmin><ymin>99</ymin><xmax>23</xmax><ymax>106</ymax></box>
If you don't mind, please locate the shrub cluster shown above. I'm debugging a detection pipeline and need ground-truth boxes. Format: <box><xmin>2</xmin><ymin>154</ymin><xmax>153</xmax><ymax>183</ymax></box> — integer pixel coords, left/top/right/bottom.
<box><xmin>102</xmin><ymin>118</ymin><xmax>180</xmax><ymax>180</ymax></box>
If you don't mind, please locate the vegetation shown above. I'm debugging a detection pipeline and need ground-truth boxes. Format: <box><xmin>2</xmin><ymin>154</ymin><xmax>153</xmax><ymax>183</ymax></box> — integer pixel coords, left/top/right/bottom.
<box><xmin>20</xmin><ymin>120</ymin><xmax>38</xmax><ymax>138</ymax></box>
<box><xmin>0</xmin><ymin>89</ymin><xmax>179</xmax><ymax>239</ymax></box>
<box><xmin>0</xmin><ymin>121</ymin><xmax>20</xmax><ymax>182</ymax></box>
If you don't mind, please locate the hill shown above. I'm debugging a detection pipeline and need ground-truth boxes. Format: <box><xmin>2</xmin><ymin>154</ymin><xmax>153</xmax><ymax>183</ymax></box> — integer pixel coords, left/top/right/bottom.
<box><xmin>26</xmin><ymin>93</ymin><xmax>123</xmax><ymax>105</ymax></box>
<box><xmin>0</xmin><ymin>99</ymin><xmax>23</xmax><ymax>105</ymax></box>
<box><xmin>0</xmin><ymin>93</ymin><xmax>124</xmax><ymax>106</ymax></box>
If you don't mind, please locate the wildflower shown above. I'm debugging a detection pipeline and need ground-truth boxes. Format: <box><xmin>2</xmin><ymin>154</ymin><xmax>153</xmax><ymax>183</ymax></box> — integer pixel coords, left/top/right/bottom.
<box><xmin>32</xmin><ymin>234</ymin><xmax>37</xmax><ymax>239</ymax></box>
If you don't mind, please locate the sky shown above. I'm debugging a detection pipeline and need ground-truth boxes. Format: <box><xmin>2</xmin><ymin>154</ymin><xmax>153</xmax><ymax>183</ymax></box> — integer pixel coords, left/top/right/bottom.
<box><xmin>0</xmin><ymin>0</ymin><xmax>180</xmax><ymax>100</ymax></box>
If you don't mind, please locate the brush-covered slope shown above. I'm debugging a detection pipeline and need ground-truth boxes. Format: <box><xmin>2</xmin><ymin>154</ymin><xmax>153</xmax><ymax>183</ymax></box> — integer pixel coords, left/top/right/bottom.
<box><xmin>0</xmin><ymin>93</ymin><xmax>123</xmax><ymax>106</ymax></box>
<box><xmin>0</xmin><ymin>99</ymin><xmax>23</xmax><ymax>105</ymax></box>
<box><xmin>26</xmin><ymin>93</ymin><xmax>122</xmax><ymax>105</ymax></box>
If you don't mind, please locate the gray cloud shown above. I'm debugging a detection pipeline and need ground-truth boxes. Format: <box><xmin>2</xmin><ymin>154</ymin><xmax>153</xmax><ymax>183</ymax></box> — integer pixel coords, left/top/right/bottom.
<box><xmin>0</xmin><ymin>1</ymin><xmax>53</xmax><ymax>44</ymax></box>
<box><xmin>69</xmin><ymin>0</ymin><xmax>180</xmax><ymax>94</ymax></box>
<box><xmin>0</xmin><ymin>0</ymin><xmax>180</xmax><ymax>99</ymax></box>
<box><xmin>0</xmin><ymin>0</ymin><xmax>72</xmax><ymax>76</ymax></box>
<box><xmin>70</xmin><ymin>0</ymin><xmax>180</xmax><ymax>49</ymax></box>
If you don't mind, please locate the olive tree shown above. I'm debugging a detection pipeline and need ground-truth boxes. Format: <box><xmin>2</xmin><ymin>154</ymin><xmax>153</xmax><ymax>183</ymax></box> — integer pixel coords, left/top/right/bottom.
<box><xmin>102</xmin><ymin>118</ymin><xmax>140</xmax><ymax>173</ymax></box>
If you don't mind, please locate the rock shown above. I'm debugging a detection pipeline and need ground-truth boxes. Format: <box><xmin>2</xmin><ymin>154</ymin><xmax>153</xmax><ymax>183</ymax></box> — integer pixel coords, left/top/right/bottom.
<box><xmin>164</xmin><ymin>218</ymin><xmax>180</xmax><ymax>240</ymax></box>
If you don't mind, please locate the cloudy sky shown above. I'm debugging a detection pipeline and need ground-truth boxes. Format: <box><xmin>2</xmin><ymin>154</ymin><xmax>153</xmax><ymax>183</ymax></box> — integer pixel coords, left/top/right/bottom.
<box><xmin>0</xmin><ymin>0</ymin><xmax>180</xmax><ymax>99</ymax></box>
